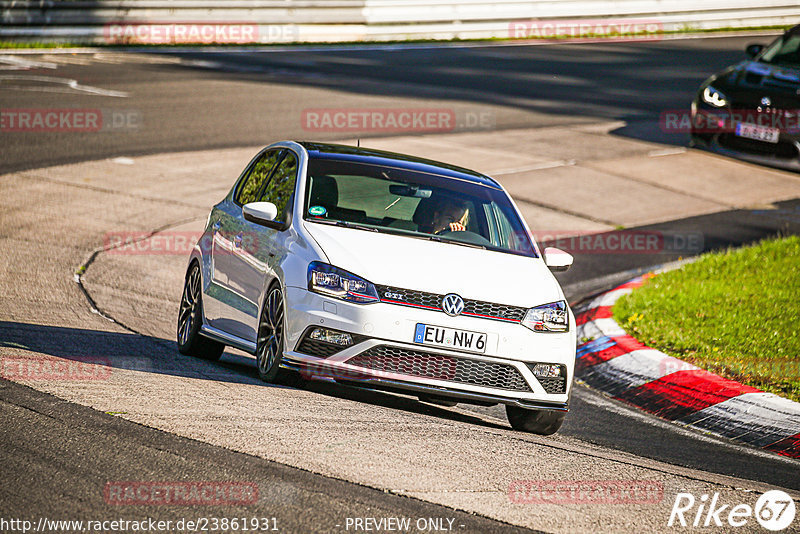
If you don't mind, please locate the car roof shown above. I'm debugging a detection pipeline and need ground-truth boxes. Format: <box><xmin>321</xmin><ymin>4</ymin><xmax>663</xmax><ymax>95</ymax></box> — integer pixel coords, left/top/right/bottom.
<box><xmin>297</xmin><ymin>141</ymin><xmax>503</xmax><ymax>190</ymax></box>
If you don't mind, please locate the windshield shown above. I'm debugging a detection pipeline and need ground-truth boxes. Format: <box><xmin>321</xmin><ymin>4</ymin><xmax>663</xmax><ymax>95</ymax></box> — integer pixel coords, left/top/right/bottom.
<box><xmin>759</xmin><ymin>32</ymin><xmax>800</xmax><ymax>67</ymax></box>
<box><xmin>303</xmin><ymin>157</ymin><xmax>538</xmax><ymax>257</ymax></box>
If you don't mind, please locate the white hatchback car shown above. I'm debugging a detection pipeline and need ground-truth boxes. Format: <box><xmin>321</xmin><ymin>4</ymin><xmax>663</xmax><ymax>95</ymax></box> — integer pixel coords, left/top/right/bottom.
<box><xmin>178</xmin><ymin>141</ymin><xmax>576</xmax><ymax>434</ymax></box>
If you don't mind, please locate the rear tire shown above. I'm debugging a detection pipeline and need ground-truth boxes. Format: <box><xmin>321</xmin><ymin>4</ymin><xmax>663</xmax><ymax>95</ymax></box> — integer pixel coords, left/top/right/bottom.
<box><xmin>177</xmin><ymin>262</ymin><xmax>224</xmax><ymax>361</ymax></box>
<box><xmin>506</xmin><ymin>405</ymin><xmax>565</xmax><ymax>435</ymax></box>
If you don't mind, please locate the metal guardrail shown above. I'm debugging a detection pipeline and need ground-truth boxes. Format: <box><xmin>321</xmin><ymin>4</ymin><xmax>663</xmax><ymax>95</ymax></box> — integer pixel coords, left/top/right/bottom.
<box><xmin>1</xmin><ymin>0</ymin><xmax>797</xmax><ymax>43</ymax></box>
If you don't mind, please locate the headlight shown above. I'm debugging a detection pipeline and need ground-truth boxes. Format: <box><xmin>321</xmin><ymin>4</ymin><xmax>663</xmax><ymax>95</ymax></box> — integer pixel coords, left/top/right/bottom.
<box><xmin>522</xmin><ymin>301</ymin><xmax>569</xmax><ymax>332</ymax></box>
<box><xmin>701</xmin><ymin>85</ymin><xmax>727</xmax><ymax>108</ymax></box>
<box><xmin>307</xmin><ymin>262</ymin><xmax>378</xmax><ymax>304</ymax></box>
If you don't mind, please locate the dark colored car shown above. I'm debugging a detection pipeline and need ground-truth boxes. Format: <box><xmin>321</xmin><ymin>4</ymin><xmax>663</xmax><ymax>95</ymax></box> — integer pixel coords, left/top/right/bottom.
<box><xmin>691</xmin><ymin>25</ymin><xmax>800</xmax><ymax>172</ymax></box>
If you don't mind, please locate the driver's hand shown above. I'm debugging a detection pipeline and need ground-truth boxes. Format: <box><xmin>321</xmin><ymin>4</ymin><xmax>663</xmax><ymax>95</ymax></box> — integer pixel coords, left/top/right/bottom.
<box><xmin>449</xmin><ymin>222</ymin><xmax>466</xmax><ymax>232</ymax></box>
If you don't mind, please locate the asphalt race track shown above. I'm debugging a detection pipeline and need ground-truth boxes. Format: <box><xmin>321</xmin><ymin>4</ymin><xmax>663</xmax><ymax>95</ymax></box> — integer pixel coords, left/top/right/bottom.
<box><xmin>2</xmin><ymin>35</ymin><xmax>800</xmax><ymax>533</ymax></box>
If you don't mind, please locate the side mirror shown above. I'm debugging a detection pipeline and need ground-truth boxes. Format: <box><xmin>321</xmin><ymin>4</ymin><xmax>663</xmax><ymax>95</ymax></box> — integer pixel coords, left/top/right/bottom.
<box><xmin>242</xmin><ymin>201</ymin><xmax>280</xmax><ymax>227</ymax></box>
<box><xmin>543</xmin><ymin>247</ymin><xmax>573</xmax><ymax>272</ymax></box>
<box><xmin>745</xmin><ymin>44</ymin><xmax>764</xmax><ymax>59</ymax></box>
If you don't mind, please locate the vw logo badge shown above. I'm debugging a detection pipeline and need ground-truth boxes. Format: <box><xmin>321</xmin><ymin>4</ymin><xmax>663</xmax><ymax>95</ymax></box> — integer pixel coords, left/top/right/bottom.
<box><xmin>442</xmin><ymin>293</ymin><xmax>465</xmax><ymax>316</ymax></box>
<box><xmin>761</xmin><ymin>96</ymin><xmax>772</xmax><ymax>106</ymax></box>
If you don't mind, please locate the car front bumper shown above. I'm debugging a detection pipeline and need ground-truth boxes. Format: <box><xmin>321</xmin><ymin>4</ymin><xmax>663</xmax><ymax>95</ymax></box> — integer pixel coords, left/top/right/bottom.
<box><xmin>281</xmin><ymin>286</ymin><xmax>575</xmax><ymax>409</ymax></box>
<box><xmin>690</xmin><ymin>105</ymin><xmax>800</xmax><ymax>173</ymax></box>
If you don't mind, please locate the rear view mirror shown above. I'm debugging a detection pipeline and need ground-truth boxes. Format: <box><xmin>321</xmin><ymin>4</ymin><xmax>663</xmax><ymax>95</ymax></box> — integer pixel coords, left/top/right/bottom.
<box><xmin>745</xmin><ymin>44</ymin><xmax>765</xmax><ymax>59</ymax></box>
<box><xmin>543</xmin><ymin>247</ymin><xmax>573</xmax><ymax>272</ymax></box>
<box><xmin>242</xmin><ymin>202</ymin><xmax>279</xmax><ymax>227</ymax></box>
<box><xmin>389</xmin><ymin>184</ymin><xmax>432</xmax><ymax>198</ymax></box>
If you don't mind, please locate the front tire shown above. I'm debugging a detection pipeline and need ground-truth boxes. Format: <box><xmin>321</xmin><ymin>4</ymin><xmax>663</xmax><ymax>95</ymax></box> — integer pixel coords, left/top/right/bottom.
<box><xmin>256</xmin><ymin>284</ymin><xmax>287</xmax><ymax>383</ymax></box>
<box><xmin>506</xmin><ymin>405</ymin><xmax>565</xmax><ymax>435</ymax></box>
<box><xmin>177</xmin><ymin>262</ymin><xmax>224</xmax><ymax>360</ymax></box>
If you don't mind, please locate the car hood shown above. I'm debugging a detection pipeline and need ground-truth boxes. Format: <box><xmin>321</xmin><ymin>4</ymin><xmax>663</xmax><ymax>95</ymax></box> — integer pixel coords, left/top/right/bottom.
<box><xmin>709</xmin><ymin>60</ymin><xmax>800</xmax><ymax>106</ymax></box>
<box><xmin>303</xmin><ymin>222</ymin><xmax>564</xmax><ymax>307</ymax></box>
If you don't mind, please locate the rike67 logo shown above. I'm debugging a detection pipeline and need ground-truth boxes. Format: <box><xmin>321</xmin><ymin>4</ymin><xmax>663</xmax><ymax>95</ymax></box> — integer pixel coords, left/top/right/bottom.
<box><xmin>668</xmin><ymin>490</ymin><xmax>796</xmax><ymax>531</ymax></box>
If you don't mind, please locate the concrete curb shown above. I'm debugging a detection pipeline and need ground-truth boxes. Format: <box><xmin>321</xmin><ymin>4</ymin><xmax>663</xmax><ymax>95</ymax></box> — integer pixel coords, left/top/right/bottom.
<box><xmin>574</xmin><ymin>275</ymin><xmax>800</xmax><ymax>459</ymax></box>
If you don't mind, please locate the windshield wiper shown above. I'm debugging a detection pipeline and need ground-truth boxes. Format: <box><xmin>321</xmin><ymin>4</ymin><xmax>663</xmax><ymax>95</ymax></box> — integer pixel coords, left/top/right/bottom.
<box><xmin>428</xmin><ymin>235</ymin><xmax>488</xmax><ymax>250</ymax></box>
<box><xmin>308</xmin><ymin>219</ymin><xmax>379</xmax><ymax>232</ymax></box>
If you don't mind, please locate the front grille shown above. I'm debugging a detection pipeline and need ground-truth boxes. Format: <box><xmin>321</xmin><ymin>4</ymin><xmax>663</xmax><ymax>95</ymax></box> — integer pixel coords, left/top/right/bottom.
<box><xmin>346</xmin><ymin>345</ymin><xmax>531</xmax><ymax>392</ymax></box>
<box><xmin>375</xmin><ymin>284</ymin><xmax>527</xmax><ymax>323</ymax></box>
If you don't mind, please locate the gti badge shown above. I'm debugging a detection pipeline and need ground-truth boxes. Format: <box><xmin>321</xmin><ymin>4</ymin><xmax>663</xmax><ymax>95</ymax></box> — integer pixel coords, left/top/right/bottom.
<box><xmin>442</xmin><ymin>293</ymin><xmax>465</xmax><ymax>316</ymax></box>
<box><xmin>384</xmin><ymin>292</ymin><xmax>404</xmax><ymax>300</ymax></box>
<box><xmin>761</xmin><ymin>96</ymin><xmax>772</xmax><ymax>106</ymax></box>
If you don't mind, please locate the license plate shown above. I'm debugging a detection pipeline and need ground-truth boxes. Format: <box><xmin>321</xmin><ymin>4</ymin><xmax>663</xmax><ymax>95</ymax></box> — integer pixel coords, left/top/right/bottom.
<box><xmin>413</xmin><ymin>323</ymin><xmax>486</xmax><ymax>354</ymax></box>
<box><xmin>735</xmin><ymin>122</ymin><xmax>779</xmax><ymax>144</ymax></box>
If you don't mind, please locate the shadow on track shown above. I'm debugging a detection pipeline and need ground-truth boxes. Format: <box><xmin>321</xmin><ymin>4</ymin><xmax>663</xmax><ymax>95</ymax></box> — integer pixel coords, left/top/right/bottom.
<box><xmin>166</xmin><ymin>36</ymin><xmax>764</xmax><ymax>148</ymax></box>
<box><xmin>0</xmin><ymin>320</ymin><xmax>508</xmax><ymax>431</ymax></box>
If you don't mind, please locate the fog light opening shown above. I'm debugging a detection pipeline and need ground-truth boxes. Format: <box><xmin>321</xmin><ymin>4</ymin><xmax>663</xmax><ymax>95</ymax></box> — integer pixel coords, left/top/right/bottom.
<box><xmin>309</xmin><ymin>328</ymin><xmax>353</xmax><ymax>347</ymax></box>
<box><xmin>529</xmin><ymin>363</ymin><xmax>564</xmax><ymax>378</ymax></box>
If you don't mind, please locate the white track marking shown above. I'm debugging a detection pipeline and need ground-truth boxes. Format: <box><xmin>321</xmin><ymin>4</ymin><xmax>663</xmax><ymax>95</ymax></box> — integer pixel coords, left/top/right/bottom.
<box><xmin>648</xmin><ymin>147</ymin><xmax>686</xmax><ymax>157</ymax></box>
<box><xmin>39</xmin><ymin>54</ymin><xmax>93</xmax><ymax>66</ymax></box>
<box><xmin>0</xmin><ymin>55</ymin><xmax>58</xmax><ymax>70</ymax></box>
<box><xmin>491</xmin><ymin>159</ymin><xmax>576</xmax><ymax>175</ymax></box>
<box><xmin>0</xmin><ymin>75</ymin><xmax>128</xmax><ymax>97</ymax></box>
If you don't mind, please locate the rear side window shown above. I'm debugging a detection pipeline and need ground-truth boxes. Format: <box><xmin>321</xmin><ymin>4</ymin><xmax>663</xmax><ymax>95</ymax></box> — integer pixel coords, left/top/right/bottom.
<box><xmin>235</xmin><ymin>149</ymin><xmax>283</xmax><ymax>205</ymax></box>
<box><xmin>260</xmin><ymin>151</ymin><xmax>298</xmax><ymax>224</ymax></box>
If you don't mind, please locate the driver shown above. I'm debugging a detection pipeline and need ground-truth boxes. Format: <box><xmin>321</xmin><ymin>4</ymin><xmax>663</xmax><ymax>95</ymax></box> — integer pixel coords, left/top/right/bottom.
<box><xmin>429</xmin><ymin>198</ymin><xmax>469</xmax><ymax>235</ymax></box>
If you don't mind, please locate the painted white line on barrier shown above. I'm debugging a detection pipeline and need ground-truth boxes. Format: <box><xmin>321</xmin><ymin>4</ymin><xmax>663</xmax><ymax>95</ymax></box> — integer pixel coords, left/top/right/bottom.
<box><xmin>590</xmin><ymin>349</ymin><xmax>687</xmax><ymax>389</ymax></box>
<box><xmin>570</xmin><ymin>386</ymin><xmax>800</xmax><ymax>463</ymax></box>
<box><xmin>586</xmin><ymin>287</ymin><xmax>633</xmax><ymax>309</ymax></box>
<box><xmin>576</xmin><ymin>272</ymin><xmax>800</xmax><ymax>457</ymax></box>
<box><xmin>590</xmin><ymin>318</ymin><xmax>628</xmax><ymax>337</ymax></box>
<box><xmin>681</xmin><ymin>392</ymin><xmax>800</xmax><ymax>442</ymax></box>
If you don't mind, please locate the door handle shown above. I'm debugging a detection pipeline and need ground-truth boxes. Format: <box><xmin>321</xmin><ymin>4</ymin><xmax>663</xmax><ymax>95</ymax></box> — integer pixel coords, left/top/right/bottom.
<box><xmin>212</xmin><ymin>220</ymin><xmax>221</xmax><ymax>231</ymax></box>
<box><xmin>233</xmin><ymin>232</ymin><xmax>243</xmax><ymax>248</ymax></box>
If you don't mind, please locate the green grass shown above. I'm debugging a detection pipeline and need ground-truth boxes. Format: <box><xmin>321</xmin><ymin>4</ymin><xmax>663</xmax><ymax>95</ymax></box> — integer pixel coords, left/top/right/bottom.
<box><xmin>613</xmin><ymin>236</ymin><xmax>800</xmax><ymax>403</ymax></box>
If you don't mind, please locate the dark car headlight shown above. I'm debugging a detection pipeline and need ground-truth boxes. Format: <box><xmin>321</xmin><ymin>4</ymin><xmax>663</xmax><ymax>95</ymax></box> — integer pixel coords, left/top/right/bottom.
<box><xmin>308</xmin><ymin>261</ymin><xmax>379</xmax><ymax>303</ymax></box>
<box><xmin>701</xmin><ymin>85</ymin><xmax>727</xmax><ymax>108</ymax></box>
